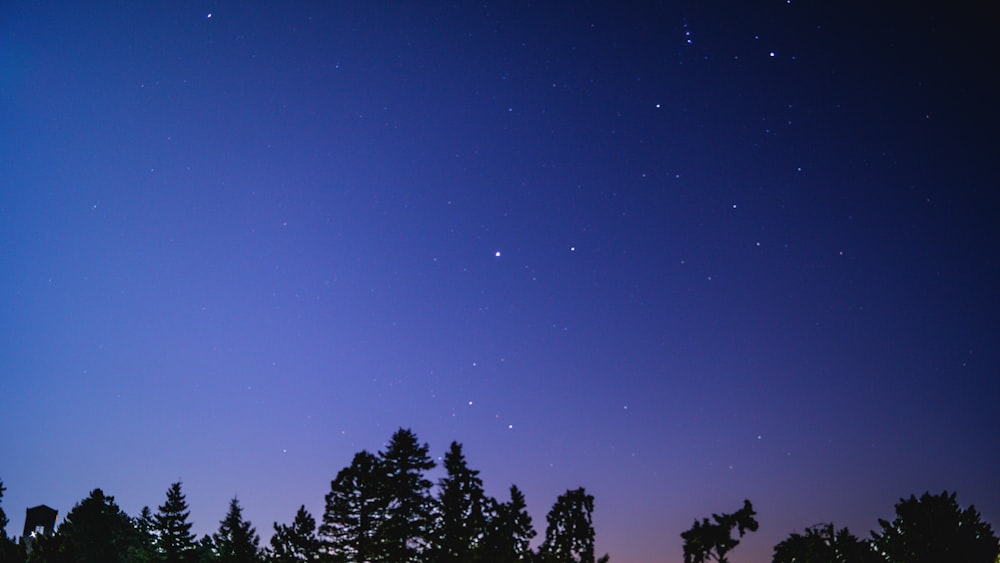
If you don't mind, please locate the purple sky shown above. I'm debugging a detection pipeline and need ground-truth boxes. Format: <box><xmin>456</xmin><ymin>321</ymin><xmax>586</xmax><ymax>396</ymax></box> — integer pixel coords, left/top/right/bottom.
<box><xmin>2</xmin><ymin>1</ymin><xmax>997</xmax><ymax>561</ymax></box>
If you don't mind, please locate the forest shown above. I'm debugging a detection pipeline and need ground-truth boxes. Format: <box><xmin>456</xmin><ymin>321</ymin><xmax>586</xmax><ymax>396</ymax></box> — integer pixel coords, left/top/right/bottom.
<box><xmin>2</xmin><ymin>428</ymin><xmax>998</xmax><ymax>563</ymax></box>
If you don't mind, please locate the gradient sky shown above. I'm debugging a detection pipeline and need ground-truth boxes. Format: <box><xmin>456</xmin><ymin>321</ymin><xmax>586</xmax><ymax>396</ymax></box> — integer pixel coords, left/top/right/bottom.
<box><xmin>2</xmin><ymin>1</ymin><xmax>998</xmax><ymax>562</ymax></box>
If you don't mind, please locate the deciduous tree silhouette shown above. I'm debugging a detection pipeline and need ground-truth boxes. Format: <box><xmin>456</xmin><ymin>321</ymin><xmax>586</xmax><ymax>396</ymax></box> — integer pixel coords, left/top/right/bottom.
<box><xmin>480</xmin><ymin>485</ymin><xmax>536</xmax><ymax>563</ymax></box>
<box><xmin>681</xmin><ymin>499</ymin><xmax>758</xmax><ymax>563</ymax></box>
<box><xmin>871</xmin><ymin>490</ymin><xmax>999</xmax><ymax>563</ymax></box>
<box><xmin>430</xmin><ymin>441</ymin><xmax>490</xmax><ymax>563</ymax></box>
<box><xmin>537</xmin><ymin>487</ymin><xmax>609</xmax><ymax>563</ymax></box>
<box><xmin>155</xmin><ymin>482</ymin><xmax>199</xmax><ymax>562</ymax></box>
<box><xmin>211</xmin><ymin>497</ymin><xmax>261</xmax><ymax>563</ymax></box>
<box><xmin>772</xmin><ymin>523</ymin><xmax>878</xmax><ymax>563</ymax></box>
<box><xmin>266</xmin><ymin>505</ymin><xmax>320</xmax><ymax>562</ymax></box>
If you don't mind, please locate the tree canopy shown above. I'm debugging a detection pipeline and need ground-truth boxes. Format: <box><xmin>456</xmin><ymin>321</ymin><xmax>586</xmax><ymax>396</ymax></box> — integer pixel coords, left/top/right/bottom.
<box><xmin>772</xmin><ymin>523</ymin><xmax>879</xmax><ymax>563</ymax></box>
<box><xmin>681</xmin><ymin>499</ymin><xmax>759</xmax><ymax>563</ymax></box>
<box><xmin>5</xmin><ymin>432</ymin><xmax>1000</xmax><ymax>563</ymax></box>
<box><xmin>267</xmin><ymin>505</ymin><xmax>321</xmax><ymax>563</ymax></box>
<box><xmin>35</xmin><ymin>488</ymin><xmax>142</xmax><ymax>563</ymax></box>
<box><xmin>871</xmin><ymin>490</ymin><xmax>999</xmax><ymax>563</ymax></box>
<box><xmin>537</xmin><ymin>487</ymin><xmax>609</xmax><ymax>563</ymax></box>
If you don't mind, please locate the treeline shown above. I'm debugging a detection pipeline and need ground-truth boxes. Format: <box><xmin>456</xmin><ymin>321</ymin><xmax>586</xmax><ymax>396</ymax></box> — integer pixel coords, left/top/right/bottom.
<box><xmin>0</xmin><ymin>428</ymin><xmax>609</xmax><ymax>563</ymax></box>
<box><xmin>2</xmin><ymin>428</ymin><xmax>998</xmax><ymax>562</ymax></box>
<box><xmin>677</xmin><ymin>495</ymin><xmax>999</xmax><ymax>563</ymax></box>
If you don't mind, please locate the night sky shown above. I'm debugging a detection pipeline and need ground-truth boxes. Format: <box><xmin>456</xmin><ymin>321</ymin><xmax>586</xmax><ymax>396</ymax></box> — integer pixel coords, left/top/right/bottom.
<box><xmin>2</xmin><ymin>1</ymin><xmax>998</xmax><ymax>562</ymax></box>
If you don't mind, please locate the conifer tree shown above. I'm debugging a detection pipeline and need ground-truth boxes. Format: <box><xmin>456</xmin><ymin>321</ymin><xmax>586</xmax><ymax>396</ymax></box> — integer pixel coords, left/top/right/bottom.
<box><xmin>377</xmin><ymin>428</ymin><xmax>436</xmax><ymax>562</ymax></box>
<box><xmin>480</xmin><ymin>485</ymin><xmax>536</xmax><ymax>563</ymax></box>
<box><xmin>431</xmin><ymin>442</ymin><xmax>490</xmax><ymax>562</ymax></box>
<box><xmin>133</xmin><ymin>506</ymin><xmax>158</xmax><ymax>562</ymax></box>
<box><xmin>266</xmin><ymin>505</ymin><xmax>320</xmax><ymax>562</ymax></box>
<box><xmin>155</xmin><ymin>482</ymin><xmax>199</xmax><ymax>562</ymax></box>
<box><xmin>0</xmin><ymin>480</ymin><xmax>26</xmax><ymax>563</ymax></box>
<box><xmin>212</xmin><ymin>497</ymin><xmax>261</xmax><ymax>563</ymax></box>
<box><xmin>52</xmin><ymin>488</ymin><xmax>140</xmax><ymax>563</ymax></box>
<box><xmin>320</xmin><ymin>450</ymin><xmax>386</xmax><ymax>562</ymax></box>
<box><xmin>537</xmin><ymin>488</ymin><xmax>608</xmax><ymax>563</ymax></box>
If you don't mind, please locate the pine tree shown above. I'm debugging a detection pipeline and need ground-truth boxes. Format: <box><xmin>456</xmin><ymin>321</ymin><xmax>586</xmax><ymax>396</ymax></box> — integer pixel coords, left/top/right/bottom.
<box><xmin>431</xmin><ymin>442</ymin><xmax>490</xmax><ymax>563</ymax></box>
<box><xmin>133</xmin><ymin>506</ymin><xmax>159</xmax><ymax>562</ymax></box>
<box><xmin>155</xmin><ymin>482</ymin><xmax>199</xmax><ymax>562</ymax></box>
<box><xmin>52</xmin><ymin>488</ymin><xmax>140</xmax><ymax>563</ymax></box>
<box><xmin>266</xmin><ymin>505</ymin><xmax>320</xmax><ymax>562</ymax></box>
<box><xmin>377</xmin><ymin>428</ymin><xmax>436</xmax><ymax>562</ymax></box>
<box><xmin>212</xmin><ymin>497</ymin><xmax>261</xmax><ymax>563</ymax></box>
<box><xmin>537</xmin><ymin>488</ymin><xmax>608</xmax><ymax>563</ymax></box>
<box><xmin>320</xmin><ymin>450</ymin><xmax>386</xmax><ymax>562</ymax></box>
<box><xmin>480</xmin><ymin>485</ymin><xmax>536</xmax><ymax>563</ymax></box>
<box><xmin>0</xmin><ymin>479</ymin><xmax>26</xmax><ymax>563</ymax></box>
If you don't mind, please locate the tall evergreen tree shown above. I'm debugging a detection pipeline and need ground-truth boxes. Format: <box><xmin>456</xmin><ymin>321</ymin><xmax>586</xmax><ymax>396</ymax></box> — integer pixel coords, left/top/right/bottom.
<box><xmin>320</xmin><ymin>450</ymin><xmax>386</xmax><ymax>562</ymax></box>
<box><xmin>480</xmin><ymin>485</ymin><xmax>536</xmax><ymax>563</ymax></box>
<box><xmin>377</xmin><ymin>428</ymin><xmax>435</xmax><ymax>563</ymax></box>
<box><xmin>266</xmin><ymin>505</ymin><xmax>320</xmax><ymax>562</ymax></box>
<box><xmin>212</xmin><ymin>498</ymin><xmax>261</xmax><ymax>563</ymax></box>
<box><xmin>133</xmin><ymin>506</ymin><xmax>159</xmax><ymax>562</ymax></box>
<box><xmin>155</xmin><ymin>482</ymin><xmax>199</xmax><ymax>562</ymax></box>
<box><xmin>47</xmin><ymin>488</ymin><xmax>140</xmax><ymax>563</ymax></box>
<box><xmin>195</xmin><ymin>535</ymin><xmax>216</xmax><ymax>563</ymax></box>
<box><xmin>537</xmin><ymin>488</ymin><xmax>608</xmax><ymax>563</ymax></box>
<box><xmin>430</xmin><ymin>442</ymin><xmax>490</xmax><ymax>563</ymax></box>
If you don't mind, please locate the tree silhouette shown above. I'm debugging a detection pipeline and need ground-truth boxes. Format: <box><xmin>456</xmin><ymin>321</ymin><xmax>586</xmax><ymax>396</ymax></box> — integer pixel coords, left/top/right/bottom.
<box><xmin>681</xmin><ymin>499</ymin><xmax>758</xmax><ymax>563</ymax></box>
<box><xmin>772</xmin><ymin>523</ymin><xmax>879</xmax><ymax>563</ymax></box>
<box><xmin>871</xmin><ymin>490</ymin><xmax>999</xmax><ymax>563</ymax></box>
<box><xmin>25</xmin><ymin>531</ymin><xmax>69</xmax><ymax>563</ymax></box>
<box><xmin>0</xmin><ymin>480</ymin><xmax>26</xmax><ymax>563</ymax></box>
<box><xmin>155</xmin><ymin>482</ymin><xmax>199</xmax><ymax>562</ymax></box>
<box><xmin>133</xmin><ymin>506</ymin><xmax>158</xmax><ymax>562</ymax></box>
<box><xmin>320</xmin><ymin>450</ymin><xmax>386</xmax><ymax>562</ymax></box>
<box><xmin>211</xmin><ymin>497</ymin><xmax>261</xmax><ymax>563</ymax></box>
<box><xmin>0</xmin><ymin>480</ymin><xmax>7</xmax><ymax>539</ymax></box>
<box><xmin>537</xmin><ymin>487</ymin><xmax>609</xmax><ymax>563</ymax></box>
<box><xmin>266</xmin><ymin>505</ymin><xmax>320</xmax><ymax>562</ymax></box>
<box><xmin>430</xmin><ymin>441</ymin><xmax>490</xmax><ymax>563</ymax></box>
<box><xmin>44</xmin><ymin>488</ymin><xmax>141</xmax><ymax>563</ymax></box>
<box><xmin>377</xmin><ymin>428</ymin><xmax>436</xmax><ymax>562</ymax></box>
<box><xmin>480</xmin><ymin>485</ymin><xmax>537</xmax><ymax>563</ymax></box>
